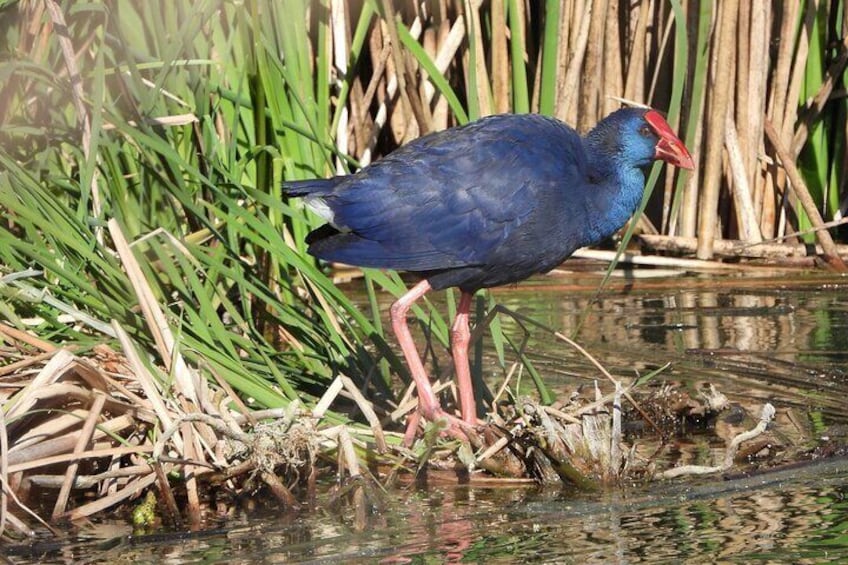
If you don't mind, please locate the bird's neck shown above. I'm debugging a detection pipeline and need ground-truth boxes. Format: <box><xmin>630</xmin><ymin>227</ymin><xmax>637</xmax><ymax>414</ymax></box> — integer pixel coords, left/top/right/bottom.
<box><xmin>582</xmin><ymin>142</ymin><xmax>647</xmax><ymax>242</ymax></box>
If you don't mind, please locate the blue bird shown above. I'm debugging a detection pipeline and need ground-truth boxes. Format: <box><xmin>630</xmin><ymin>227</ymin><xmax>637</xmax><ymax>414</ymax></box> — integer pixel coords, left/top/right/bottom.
<box><xmin>285</xmin><ymin>107</ymin><xmax>694</xmax><ymax>442</ymax></box>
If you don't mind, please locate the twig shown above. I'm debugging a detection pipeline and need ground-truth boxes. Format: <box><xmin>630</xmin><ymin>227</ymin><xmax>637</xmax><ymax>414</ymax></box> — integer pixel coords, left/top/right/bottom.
<box><xmin>153</xmin><ymin>413</ymin><xmax>249</xmax><ymax>460</ymax></box>
<box><xmin>52</xmin><ymin>393</ymin><xmax>107</xmax><ymax>519</ymax></box>
<box><xmin>553</xmin><ymin>332</ymin><xmax>662</xmax><ymax>436</ymax></box>
<box><xmin>108</xmin><ymin>219</ymin><xmax>200</xmax><ymax>402</ymax></box>
<box><xmin>0</xmin><ymin>322</ymin><xmax>57</xmax><ymax>352</ymax></box>
<box><xmin>112</xmin><ymin>321</ymin><xmax>183</xmax><ymax>452</ymax></box>
<box><xmin>8</xmin><ymin>444</ymin><xmax>152</xmax><ymax>475</ymax></box>
<box><xmin>60</xmin><ymin>473</ymin><xmax>158</xmax><ymax>521</ymax></box>
<box><xmin>764</xmin><ymin>118</ymin><xmax>848</xmax><ymax>271</ymax></box>
<box><xmin>0</xmin><ymin>397</ymin><xmax>7</xmax><ymax>537</ymax></box>
<box><xmin>660</xmin><ymin>403</ymin><xmax>775</xmax><ymax>479</ymax></box>
<box><xmin>313</xmin><ymin>376</ymin><xmax>345</xmax><ymax>419</ymax></box>
<box><xmin>340</xmin><ymin>375</ymin><xmax>387</xmax><ymax>452</ymax></box>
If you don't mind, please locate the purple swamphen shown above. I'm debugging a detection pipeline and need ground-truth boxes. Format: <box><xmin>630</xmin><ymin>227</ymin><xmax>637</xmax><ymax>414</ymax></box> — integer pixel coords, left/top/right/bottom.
<box><xmin>285</xmin><ymin>107</ymin><xmax>694</xmax><ymax>442</ymax></box>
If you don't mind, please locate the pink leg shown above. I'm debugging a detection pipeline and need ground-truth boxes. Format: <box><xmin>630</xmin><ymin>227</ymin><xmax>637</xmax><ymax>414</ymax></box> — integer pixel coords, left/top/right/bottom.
<box><xmin>390</xmin><ymin>280</ymin><xmax>442</xmax><ymax>421</ymax></box>
<box><xmin>391</xmin><ymin>280</ymin><xmax>476</xmax><ymax>442</ymax></box>
<box><xmin>451</xmin><ymin>291</ymin><xmax>476</xmax><ymax>425</ymax></box>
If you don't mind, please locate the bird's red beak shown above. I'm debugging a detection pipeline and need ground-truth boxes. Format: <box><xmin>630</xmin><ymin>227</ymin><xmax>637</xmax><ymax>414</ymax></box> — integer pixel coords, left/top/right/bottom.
<box><xmin>645</xmin><ymin>110</ymin><xmax>695</xmax><ymax>170</ymax></box>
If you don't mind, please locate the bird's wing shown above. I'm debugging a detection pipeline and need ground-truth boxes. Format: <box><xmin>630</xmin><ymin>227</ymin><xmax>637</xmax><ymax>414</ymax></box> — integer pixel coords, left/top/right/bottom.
<box><xmin>306</xmin><ymin>115</ymin><xmax>588</xmax><ymax>271</ymax></box>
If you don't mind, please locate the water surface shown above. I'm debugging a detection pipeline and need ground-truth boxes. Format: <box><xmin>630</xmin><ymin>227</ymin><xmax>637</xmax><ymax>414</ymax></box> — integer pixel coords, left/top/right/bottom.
<box><xmin>11</xmin><ymin>269</ymin><xmax>848</xmax><ymax>563</ymax></box>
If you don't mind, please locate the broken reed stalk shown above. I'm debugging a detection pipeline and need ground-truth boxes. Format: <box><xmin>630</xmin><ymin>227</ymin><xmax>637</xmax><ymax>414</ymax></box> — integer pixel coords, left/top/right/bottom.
<box><xmin>764</xmin><ymin>118</ymin><xmax>848</xmax><ymax>271</ymax></box>
<box><xmin>52</xmin><ymin>392</ymin><xmax>107</xmax><ymax>520</ymax></box>
<box><xmin>107</xmin><ymin>219</ymin><xmax>199</xmax><ymax>404</ymax></box>
<box><xmin>638</xmin><ymin>232</ymin><xmax>848</xmax><ymax>260</ymax></box>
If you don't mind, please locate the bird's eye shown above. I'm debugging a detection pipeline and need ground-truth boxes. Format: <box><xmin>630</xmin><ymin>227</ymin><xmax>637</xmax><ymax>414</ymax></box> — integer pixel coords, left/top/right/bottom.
<box><xmin>639</xmin><ymin>125</ymin><xmax>652</xmax><ymax>137</ymax></box>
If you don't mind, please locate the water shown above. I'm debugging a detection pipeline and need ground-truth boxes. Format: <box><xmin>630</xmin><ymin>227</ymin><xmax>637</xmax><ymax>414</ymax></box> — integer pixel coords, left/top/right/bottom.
<box><xmin>9</xmin><ymin>270</ymin><xmax>848</xmax><ymax>563</ymax></box>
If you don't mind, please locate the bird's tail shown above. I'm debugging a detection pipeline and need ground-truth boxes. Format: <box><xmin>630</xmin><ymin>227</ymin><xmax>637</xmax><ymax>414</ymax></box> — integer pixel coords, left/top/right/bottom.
<box><xmin>282</xmin><ymin>178</ymin><xmax>336</xmax><ymax>198</ymax></box>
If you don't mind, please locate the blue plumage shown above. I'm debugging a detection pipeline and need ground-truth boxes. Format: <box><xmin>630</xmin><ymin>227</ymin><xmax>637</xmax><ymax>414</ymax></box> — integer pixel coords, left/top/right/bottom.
<box><xmin>285</xmin><ymin>108</ymin><xmax>690</xmax><ymax>292</ymax></box>
<box><xmin>284</xmin><ymin>107</ymin><xmax>693</xmax><ymax>435</ymax></box>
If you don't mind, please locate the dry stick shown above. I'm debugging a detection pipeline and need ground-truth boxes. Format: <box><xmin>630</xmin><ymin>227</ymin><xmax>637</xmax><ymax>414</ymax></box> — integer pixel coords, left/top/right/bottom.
<box><xmin>107</xmin><ymin>219</ymin><xmax>198</xmax><ymax>403</ymax></box>
<box><xmin>380</xmin><ymin>0</ymin><xmax>430</xmax><ymax>136</ymax></box>
<box><xmin>553</xmin><ymin>332</ymin><xmax>662</xmax><ymax>437</ymax></box>
<box><xmin>153</xmin><ymin>462</ymin><xmax>182</xmax><ymax>528</ymax></box>
<box><xmin>553</xmin><ymin>0</ymin><xmax>572</xmax><ymax>121</ymax></box>
<box><xmin>430</xmin><ymin>21</ymin><xmax>451</xmax><ymax>130</ymax></box>
<box><xmin>5</xmin><ymin>349</ymin><xmax>76</xmax><ymax>421</ymax></box>
<box><xmin>153</xmin><ymin>413</ymin><xmax>249</xmax><ymax>460</ymax></box>
<box><xmin>725</xmin><ymin>117</ymin><xmax>763</xmax><ymax>243</ymax></box>
<box><xmin>9</xmin><ymin>445</ymin><xmax>149</xmax><ymax>476</ymax></box>
<box><xmin>782</xmin><ymin>2</ymin><xmax>815</xmax><ymax>142</ymax></box>
<box><xmin>260</xmin><ymin>469</ymin><xmax>299</xmax><ymax>507</ymax></box>
<box><xmin>736</xmin><ymin>1</ymin><xmax>751</xmax><ymax>163</ymax></box>
<box><xmin>61</xmin><ymin>473</ymin><xmax>158</xmax><ymax>521</ymax></box>
<box><xmin>360</xmin><ymin>43</ymin><xmax>391</xmax><ymax>122</ymax></box>
<box><xmin>313</xmin><ymin>376</ymin><xmax>345</xmax><ymax>419</ymax></box>
<box><xmin>331</xmin><ymin>0</ymin><xmax>350</xmax><ymax>174</ymax></box>
<box><xmin>696</xmin><ymin>0</ymin><xmax>738</xmax><ymax>260</ymax></box>
<box><xmin>389</xmin><ymin>379</ymin><xmax>453</xmax><ymax>423</ymax></box>
<box><xmin>572</xmin><ymin>248</ymin><xmax>742</xmax><ymax>270</ymax></box>
<box><xmin>777</xmin><ymin>4</ymin><xmax>814</xmax><ymax>238</ymax></box>
<box><xmin>602</xmin><ymin>0</ymin><xmax>622</xmax><ymax>116</ymax></box>
<box><xmin>734</xmin><ymin>217</ymin><xmax>848</xmax><ymax>250</ymax></box>
<box><xmin>0</xmin><ymin>398</ymin><xmax>7</xmax><ymax>537</ymax></box>
<box><xmin>622</xmin><ymin>0</ymin><xmax>649</xmax><ymax>108</ymax></box>
<box><xmin>763</xmin><ymin>118</ymin><xmax>848</xmax><ymax>271</ymax></box>
<box><xmin>766</xmin><ymin>1</ymin><xmax>801</xmax><ymax>239</ymax></box>
<box><xmin>541</xmin><ymin>405</ymin><xmax>582</xmax><ymax>425</ymax></box>
<box><xmin>336</xmin><ymin>426</ymin><xmax>361</xmax><ymax>478</ymax></box>
<box><xmin>609</xmin><ymin>382</ymin><xmax>622</xmax><ymax>477</ymax></box>
<box><xmin>646</xmin><ymin>8</ymin><xmax>675</xmax><ymax>103</ymax></box>
<box><xmin>27</xmin><ymin>464</ymin><xmax>153</xmax><ymax>489</ymax></box>
<box><xmin>340</xmin><ymin>375</ymin><xmax>387</xmax><ymax>452</ymax></box>
<box><xmin>112</xmin><ymin>321</ymin><xmax>183</xmax><ymax>452</ymax></box>
<box><xmin>0</xmin><ymin>321</ymin><xmax>57</xmax><ymax>352</ymax></box>
<box><xmin>180</xmin><ymin>421</ymin><xmax>202</xmax><ymax>526</ymax></box>
<box><xmin>660</xmin><ymin>403</ymin><xmax>775</xmax><ymax>479</ymax></box>
<box><xmin>428</xmin><ymin>15</ymin><xmax>465</xmax><ymax>106</ymax></box>
<box><xmin>464</xmin><ymin>0</ymin><xmax>491</xmax><ymax>116</ymax></box>
<box><xmin>52</xmin><ymin>392</ymin><xmax>107</xmax><ymax>519</ymax></box>
<box><xmin>639</xmin><ymin>232</ymin><xmax>848</xmax><ymax>259</ymax></box>
<box><xmin>0</xmin><ymin>348</ymin><xmax>60</xmax><ymax>377</ymax></box>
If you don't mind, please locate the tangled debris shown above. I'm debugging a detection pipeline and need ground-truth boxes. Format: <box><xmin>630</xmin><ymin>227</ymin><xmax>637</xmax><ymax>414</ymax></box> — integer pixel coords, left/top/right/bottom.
<box><xmin>0</xmin><ymin>317</ymin><xmax>792</xmax><ymax>541</ymax></box>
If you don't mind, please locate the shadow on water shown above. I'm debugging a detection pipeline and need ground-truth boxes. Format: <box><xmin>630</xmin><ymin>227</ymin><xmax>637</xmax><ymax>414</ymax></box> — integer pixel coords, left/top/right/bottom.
<box><xmin>8</xmin><ymin>269</ymin><xmax>848</xmax><ymax>563</ymax></box>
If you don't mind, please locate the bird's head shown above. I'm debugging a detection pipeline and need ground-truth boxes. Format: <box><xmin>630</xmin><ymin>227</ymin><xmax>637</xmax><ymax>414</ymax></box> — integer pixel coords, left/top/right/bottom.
<box><xmin>587</xmin><ymin>107</ymin><xmax>695</xmax><ymax>171</ymax></box>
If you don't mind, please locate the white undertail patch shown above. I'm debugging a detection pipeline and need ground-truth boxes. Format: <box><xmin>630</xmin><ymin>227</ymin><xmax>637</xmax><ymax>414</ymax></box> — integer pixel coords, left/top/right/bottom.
<box><xmin>305</xmin><ymin>196</ymin><xmax>349</xmax><ymax>232</ymax></box>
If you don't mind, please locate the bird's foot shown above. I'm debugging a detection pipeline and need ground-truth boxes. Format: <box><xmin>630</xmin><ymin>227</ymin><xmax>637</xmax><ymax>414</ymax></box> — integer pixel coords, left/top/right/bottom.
<box><xmin>403</xmin><ymin>406</ymin><xmax>480</xmax><ymax>447</ymax></box>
